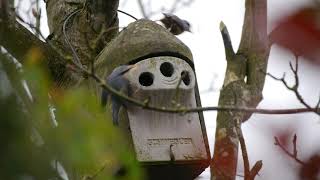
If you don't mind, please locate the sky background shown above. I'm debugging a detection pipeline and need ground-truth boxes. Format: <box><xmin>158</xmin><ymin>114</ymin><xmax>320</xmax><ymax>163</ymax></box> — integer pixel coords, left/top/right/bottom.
<box><xmin>20</xmin><ymin>0</ymin><xmax>320</xmax><ymax>179</ymax></box>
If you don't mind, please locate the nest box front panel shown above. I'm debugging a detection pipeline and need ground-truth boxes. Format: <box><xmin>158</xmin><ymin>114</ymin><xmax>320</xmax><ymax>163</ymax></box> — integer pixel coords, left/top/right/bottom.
<box><xmin>124</xmin><ymin>56</ymin><xmax>207</xmax><ymax>162</ymax></box>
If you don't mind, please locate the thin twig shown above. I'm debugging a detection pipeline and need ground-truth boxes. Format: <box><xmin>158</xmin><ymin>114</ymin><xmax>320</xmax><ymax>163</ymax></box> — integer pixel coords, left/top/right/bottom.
<box><xmin>293</xmin><ymin>134</ymin><xmax>298</xmax><ymax>157</ymax></box>
<box><xmin>33</xmin><ymin>0</ymin><xmax>41</xmax><ymax>38</ymax></box>
<box><xmin>15</xmin><ymin>13</ymin><xmax>46</xmax><ymax>41</ymax></box>
<box><xmin>82</xmin><ymin>162</ymin><xmax>108</xmax><ymax>180</ymax></box>
<box><xmin>266</xmin><ymin>56</ymin><xmax>320</xmax><ymax>115</ymax></box>
<box><xmin>82</xmin><ymin>65</ymin><xmax>320</xmax><ymax>115</ymax></box>
<box><xmin>274</xmin><ymin>135</ymin><xmax>305</xmax><ymax>165</ymax></box>
<box><xmin>117</xmin><ymin>9</ymin><xmax>138</xmax><ymax>20</ymax></box>
<box><xmin>315</xmin><ymin>95</ymin><xmax>320</xmax><ymax>109</ymax></box>
<box><xmin>63</xmin><ymin>9</ymin><xmax>83</xmax><ymax>68</ymax></box>
<box><xmin>70</xmin><ymin>55</ymin><xmax>320</xmax><ymax>115</ymax></box>
<box><xmin>235</xmin><ymin>117</ymin><xmax>250</xmax><ymax>180</ymax></box>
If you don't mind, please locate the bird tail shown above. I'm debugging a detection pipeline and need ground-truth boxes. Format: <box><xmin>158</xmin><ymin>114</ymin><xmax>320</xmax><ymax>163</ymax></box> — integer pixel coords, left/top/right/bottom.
<box><xmin>101</xmin><ymin>90</ymin><xmax>108</xmax><ymax>107</ymax></box>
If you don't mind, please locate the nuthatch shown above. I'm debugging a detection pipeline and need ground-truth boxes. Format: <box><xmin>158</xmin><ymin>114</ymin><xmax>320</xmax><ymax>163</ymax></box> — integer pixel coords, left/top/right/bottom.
<box><xmin>160</xmin><ymin>13</ymin><xmax>191</xmax><ymax>35</ymax></box>
<box><xmin>101</xmin><ymin>65</ymin><xmax>135</xmax><ymax>126</ymax></box>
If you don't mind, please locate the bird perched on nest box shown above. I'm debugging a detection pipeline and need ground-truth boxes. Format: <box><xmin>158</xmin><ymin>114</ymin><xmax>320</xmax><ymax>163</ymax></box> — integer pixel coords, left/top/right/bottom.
<box><xmin>101</xmin><ymin>65</ymin><xmax>135</xmax><ymax>126</ymax></box>
<box><xmin>160</xmin><ymin>13</ymin><xmax>191</xmax><ymax>35</ymax></box>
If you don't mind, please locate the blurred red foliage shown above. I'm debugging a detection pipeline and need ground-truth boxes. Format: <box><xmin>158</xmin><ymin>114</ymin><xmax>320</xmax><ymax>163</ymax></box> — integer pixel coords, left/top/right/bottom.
<box><xmin>270</xmin><ymin>7</ymin><xmax>320</xmax><ymax>64</ymax></box>
<box><xmin>299</xmin><ymin>154</ymin><xmax>320</xmax><ymax>180</ymax></box>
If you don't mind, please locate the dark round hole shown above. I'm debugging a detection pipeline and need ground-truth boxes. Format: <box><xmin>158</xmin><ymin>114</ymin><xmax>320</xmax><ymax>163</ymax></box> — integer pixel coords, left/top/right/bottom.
<box><xmin>139</xmin><ymin>72</ymin><xmax>154</xmax><ymax>86</ymax></box>
<box><xmin>181</xmin><ymin>71</ymin><xmax>191</xmax><ymax>86</ymax></box>
<box><xmin>160</xmin><ymin>62</ymin><xmax>174</xmax><ymax>77</ymax></box>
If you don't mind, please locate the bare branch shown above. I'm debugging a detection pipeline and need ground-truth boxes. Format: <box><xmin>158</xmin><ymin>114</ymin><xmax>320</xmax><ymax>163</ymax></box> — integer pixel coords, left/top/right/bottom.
<box><xmin>266</xmin><ymin>57</ymin><xmax>320</xmax><ymax>115</ymax></box>
<box><xmin>63</xmin><ymin>9</ymin><xmax>83</xmax><ymax>68</ymax></box>
<box><xmin>33</xmin><ymin>0</ymin><xmax>41</xmax><ymax>38</ymax></box>
<box><xmin>234</xmin><ymin>117</ymin><xmax>262</xmax><ymax>180</ymax></box>
<box><xmin>0</xmin><ymin>10</ymin><xmax>72</xmax><ymax>87</ymax></box>
<box><xmin>293</xmin><ymin>134</ymin><xmax>298</xmax><ymax>158</ymax></box>
<box><xmin>68</xmin><ymin>51</ymin><xmax>320</xmax><ymax>115</ymax></box>
<box><xmin>235</xmin><ymin>117</ymin><xmax>250</xmax><ymax>179</ymax></box>
<box><xmin>220</xmin><ymin>21</ymin><xmax>235</xmax><ymax>60</ymax></box>
<box><xmin>316</xmin><ymin>95</ymin><xmax>320</xmax><ymax>109</ymax></box>
<box><xmin>82</xmin><ymin>162</ymin><xmax>108</xmax><ymax>180</ymax></box>
<box><xmin>249</xmin><ymin>160</ymin><xmax>263</xmax><ymax>180</ymax></box>
<box><xmin>274</xmin><ymin>135</ymin><xmax>305</xmax><ymax>165</ymax></box>
<box><xmin>117</xmin><ymin>10</ymin><xmax>138</xmax><ymax>20</ymax></box>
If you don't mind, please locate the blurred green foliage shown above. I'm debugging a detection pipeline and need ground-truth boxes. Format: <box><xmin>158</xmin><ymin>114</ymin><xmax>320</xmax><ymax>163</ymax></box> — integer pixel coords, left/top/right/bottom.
<box><xmin>0</xmin><ymin>47</ymin><xmax>143</xmax><ymax>180</ymax></box>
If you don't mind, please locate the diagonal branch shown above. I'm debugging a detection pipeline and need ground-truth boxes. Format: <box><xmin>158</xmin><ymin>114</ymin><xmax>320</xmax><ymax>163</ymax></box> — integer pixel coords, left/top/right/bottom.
<box><xmin>266</xmin><ymin>56</ymin><xmax>320</xmax><ymax>115</ymax></box>
<box><xmin>235</xmin><ymin>115</ymin><xmax>263</xmax><ymax>180</ymax></box>
<box><xmin>249</xmin><ymin>160</ymin><xmax>263</xmax><ymax>179</ymax></box>
<box><xmin>274</xmin><ymin>134</ymin><xmax>305</xmax><ymax>165</ymax></box>
<box><xmin>0</xmin><ymin>8</ymin><xmax>74</xmax><ymax>87</ymax></box>
<box><xmin>234</xmin><ymin>117</ymin><xmax>250</xmax><ymax>179</ymax></box>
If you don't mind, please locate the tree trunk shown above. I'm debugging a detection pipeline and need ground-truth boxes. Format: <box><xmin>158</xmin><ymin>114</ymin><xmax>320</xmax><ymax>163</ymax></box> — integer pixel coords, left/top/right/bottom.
<box><xmin>45</xmin><ymin>0</ymin><xmax>119</xmax><ymax>88</ymax></box>
<box><xmin>210</xmin><ymin>0</ymin><xmax>270</xmax><ymax>179</ymax></box>
<box><xmin>0</xmin><ymin>0</ymin><xmax>120</xmax><ymax>89</ymax></box>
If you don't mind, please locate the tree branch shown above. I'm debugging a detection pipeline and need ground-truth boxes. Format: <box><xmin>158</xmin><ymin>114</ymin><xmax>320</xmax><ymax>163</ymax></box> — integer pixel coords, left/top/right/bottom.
<box><xmin>45</xmin><ymin>0</ymin><xmax>120</xmax><ymax>87</ymax></box>
<box><xmin>249</xmin><ymin>160</ymin><xmax>263</xmax><ymax>179</ymax></box>
<box><xmin>239</xmin><ymin>0</ymin><xmax>270</xmax><ymax>95</ymax></box>
<box><xmin>68</xmin><ymin>51</ymin><xmax>320</xmax><ymax>116</ymax></box>
<box><xmin>274</xmin><ymin>135</ymin><xmax>305</xmax><ymax>165</ymax></box>
<box><xmin>219</xmin><ymin>22</ymin><xmax>235</xmax><ymax>60</ymax></box>
<box><xmin>211</xmin><ymin>0</ymin><xmax>269</xmax><ymax>179</ymax></box>
<box><xmin>234</xmin><ymin>117</ymin><xmax>250</xmax><ymax>180</ymax></box>
<box><xmin>0</xmin><ymin>8</ymin><xmax>75</xmax><ymax>88</ymax></box>
<box><xmin>266</xmin><ymin>56</ymin><xmax>320</xmax><ymax>116</ymax></box>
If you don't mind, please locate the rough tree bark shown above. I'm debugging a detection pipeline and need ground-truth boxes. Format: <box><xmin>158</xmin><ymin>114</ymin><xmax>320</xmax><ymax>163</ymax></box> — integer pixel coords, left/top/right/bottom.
<box><xmin>45</xmin><ymin>0</ymin><xmax>119</xmax><ymax>89</ymax></box>
<box><xmin>0</xmin><ymin>0</ymin><xmax>120</xmax><ymax>88</ymax></box>
<box><xmin>210</xmin><ymin>0</ymin><xmax>270</xmax><ymax>180</ymax></box>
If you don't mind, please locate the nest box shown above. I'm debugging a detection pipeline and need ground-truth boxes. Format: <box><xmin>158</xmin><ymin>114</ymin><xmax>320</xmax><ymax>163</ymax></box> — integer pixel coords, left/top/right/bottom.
<box><xmin>95</xmin><ymin>19</ymin><xmax>210</xmax><ymax>180</ymax></box>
